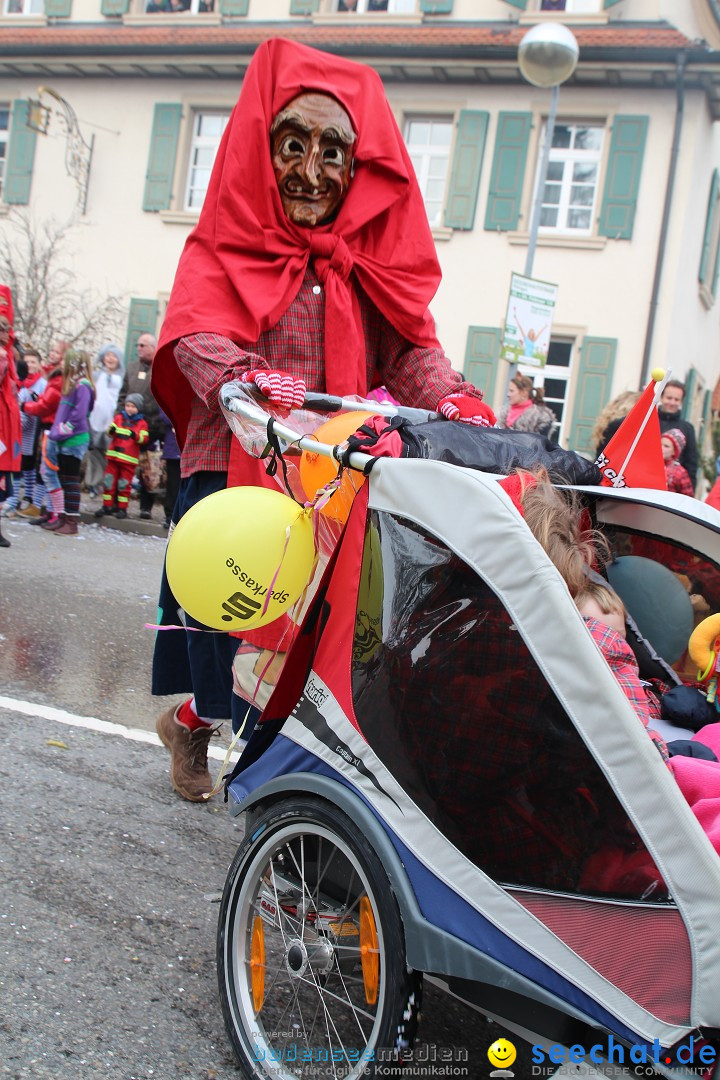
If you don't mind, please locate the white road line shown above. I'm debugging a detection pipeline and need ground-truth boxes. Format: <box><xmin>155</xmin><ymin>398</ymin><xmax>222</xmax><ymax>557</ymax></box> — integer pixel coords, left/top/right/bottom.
<box><xmin>0</xmin><ymin>695</ymin><xmax>238</xmax><ymax>762</ymax></box>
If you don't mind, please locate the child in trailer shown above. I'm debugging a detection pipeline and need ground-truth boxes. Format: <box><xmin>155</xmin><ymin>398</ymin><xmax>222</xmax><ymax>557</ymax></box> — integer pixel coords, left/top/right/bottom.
<box><xmin>574</xmin><ymin>581</ymin><xmax>669</xmax><ymax>760</ymax></box>
<box><xmin>507</xmin><ymin>468</ymin><xmax>720</xmax><ymax>870</ymax></box>
<box><xmin>96</xmin><ymin>394</ymin><xmax>149</xmax><ymax>520</ymax></box>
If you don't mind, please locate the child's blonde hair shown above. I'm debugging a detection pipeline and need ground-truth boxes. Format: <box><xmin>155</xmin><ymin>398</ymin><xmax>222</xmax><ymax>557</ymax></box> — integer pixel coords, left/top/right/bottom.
<box><xmin>61</xmin><ymin>349</ymin><xmax>95</xmax><ymax>395</ymax></box>
<box><xmin>574</xmin><ymin>580</ymin><xmax>626</xmax><ymax>620</ymax></box>
<box><xmin>518</xmin><ymin>467</ymin><xmax>609</xmax><ymax>597</ymax></box>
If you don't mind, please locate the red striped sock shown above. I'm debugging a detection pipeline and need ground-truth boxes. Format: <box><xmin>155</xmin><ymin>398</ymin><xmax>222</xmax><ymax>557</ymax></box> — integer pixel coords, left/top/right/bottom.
<box><xmin>176</xmin><ymin>698</ymin><xmax>212</xmax><ymax>732</ymax></box>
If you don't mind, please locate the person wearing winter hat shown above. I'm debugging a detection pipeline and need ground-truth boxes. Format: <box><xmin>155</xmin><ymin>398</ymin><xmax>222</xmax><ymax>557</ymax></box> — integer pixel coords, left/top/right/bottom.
<box><xmin>86</xmin><ymin>343</ymin><xmax>124</xmax><ymax>495</ymax></box>
<box><xmin>661</xmin><ymin>428</ymin><xmax>695</xmax><ymax>496</ymax></box>
<box><xmin>96</xmin><ymin>393</ymin><xmax>149</xmax><ymax>520</ymax></box>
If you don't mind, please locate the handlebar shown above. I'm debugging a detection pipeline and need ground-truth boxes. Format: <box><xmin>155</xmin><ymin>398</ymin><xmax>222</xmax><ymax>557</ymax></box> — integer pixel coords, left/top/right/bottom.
<box><xmin>219</xmin><ymin>382</ymin><xmax>380</xmax><ymax>472</ymax></box>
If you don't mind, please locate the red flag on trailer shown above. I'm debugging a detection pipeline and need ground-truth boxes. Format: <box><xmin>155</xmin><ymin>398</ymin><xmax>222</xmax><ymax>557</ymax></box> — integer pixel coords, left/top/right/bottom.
<box><xmin>594</xmin><ymin>375</ymin><xmax>668</xmax><ymax>490</ymax></box>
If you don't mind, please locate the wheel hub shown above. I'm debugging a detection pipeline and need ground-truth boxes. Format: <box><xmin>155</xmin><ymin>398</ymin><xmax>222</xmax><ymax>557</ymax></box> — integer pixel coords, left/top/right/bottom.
<box><xmin>285</xmin><ymin>936</ymin><xmax>335</xmax><ymax>978</ymax></box>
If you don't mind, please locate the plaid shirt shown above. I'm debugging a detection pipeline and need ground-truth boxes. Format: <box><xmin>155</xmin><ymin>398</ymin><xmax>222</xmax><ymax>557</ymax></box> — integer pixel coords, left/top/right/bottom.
<box><xmin>174</xmin><ymin>265</ymin><xmax>480</xmax><ymax>477</ymax></box>
<box><xmin>665</xmin><ymin>460</ymin><xmax>695</xmax><ymax>497</ymax></box>
<box><xmin>584</xmin><ymin>617</ymin><xmax>668</xmax><ymax>759</ymax></box>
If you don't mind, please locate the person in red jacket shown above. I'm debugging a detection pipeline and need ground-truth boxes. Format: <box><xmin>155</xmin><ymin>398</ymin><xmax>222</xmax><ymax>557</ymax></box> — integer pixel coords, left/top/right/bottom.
<box><xmin>0</xmin><ymin>315</ymin><xmax>21</xmax><ymax>547</ymax></box>
<box><xmin>95</xmin><ymin>393</ymin><xmax>149</xmax><ymax>519</ymax></box>
<box><xmin>19</xmin><ymin>359</ymin><xmax>62</xmax><ymax>523</ymax></box>
<box><xmin>662</xmin><ymin>429</ymin><xmax>695</xmax><ymax>497</ymax></box>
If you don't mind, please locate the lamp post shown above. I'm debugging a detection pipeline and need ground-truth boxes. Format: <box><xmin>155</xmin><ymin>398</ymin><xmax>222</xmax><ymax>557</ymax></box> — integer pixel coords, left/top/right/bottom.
<box><xmin>517</xmin><ymin>22</ymin><xmax>580</xmax><ymax>280</ymax></box>
<box><xmin>504</xmin><ymin>22</ymin><xmax>579</xmax><ymax>391</ymax></box>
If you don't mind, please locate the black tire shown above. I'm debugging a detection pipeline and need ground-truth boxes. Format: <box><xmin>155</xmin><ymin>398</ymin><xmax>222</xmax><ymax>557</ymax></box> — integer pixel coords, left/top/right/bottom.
<box><xmin>217</xmin><ymin>796</ymin><xmax>422</xmax><ymax>1079</ymax></box>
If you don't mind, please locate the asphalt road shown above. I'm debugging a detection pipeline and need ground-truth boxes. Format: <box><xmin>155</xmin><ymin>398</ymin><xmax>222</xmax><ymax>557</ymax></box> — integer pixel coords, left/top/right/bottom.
<box><xmin>0</xmin><ymin>517</ymin><xmax>535</xmax><ymax>1079</ymax></box>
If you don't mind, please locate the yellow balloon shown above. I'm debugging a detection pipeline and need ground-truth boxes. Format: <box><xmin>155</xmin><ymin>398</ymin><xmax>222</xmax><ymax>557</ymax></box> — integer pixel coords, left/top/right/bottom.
<box><xmin>166</xmin><ymin>487</ymin><xmax>316</xmax><ymax>631</ymax></box>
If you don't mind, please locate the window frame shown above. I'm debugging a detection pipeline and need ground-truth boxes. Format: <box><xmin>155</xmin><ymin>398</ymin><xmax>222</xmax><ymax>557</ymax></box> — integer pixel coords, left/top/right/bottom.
<box><xmin>181</xmin><ymin>107</ymin><xmax>230</xmax><ymax>213</ymax></box>
<box><xmin>699</xmin><ymin>169</ymin><xmax>720</xmax><ymax>308</ymax></box>
<box><xmin>403</xmin><ymin>113</ymin><xmax>454</xmax><ymax>229</ymax></box>
<box><xmin>538</xmin><ymin>0</ymin><xmax>602</xmax><ymax>11</ymax></box>
<box><xmin>533</xmin><ymin>119</ymin><xmax>605</xmax><ymax>238</ymax></box>
<box><xmin>332</xmin><ymin>0</ymin><xmax>416</xmax><ymax>11</ymax></box>
<box><xmin>518</xmin><ymin>336</ymin><xmax>575</xmax><ymax>445</ymax></box>
<box><xmin>3</xmin><ymin>0</ymin><xmax>43</xmax><ymax>12</ymax></box>
<box><xmin>0</xmin><ymin>102</ymin><xmax>9</xmax><ymax>199</ymax></box>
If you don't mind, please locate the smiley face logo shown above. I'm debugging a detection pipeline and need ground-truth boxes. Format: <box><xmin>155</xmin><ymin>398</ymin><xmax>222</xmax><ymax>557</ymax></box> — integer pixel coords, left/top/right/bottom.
<box><xmin>488</xmin><ymin>1039</ymin><xmax>517</xmax><ymax>1071</ymax></box>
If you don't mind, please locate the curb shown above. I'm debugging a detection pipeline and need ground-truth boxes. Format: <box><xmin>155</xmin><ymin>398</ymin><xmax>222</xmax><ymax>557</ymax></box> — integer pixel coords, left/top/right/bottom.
<box><xmin>79</xmin><ymin>509</ymin><xmax>167</xmax><ymax>539</ymax></box>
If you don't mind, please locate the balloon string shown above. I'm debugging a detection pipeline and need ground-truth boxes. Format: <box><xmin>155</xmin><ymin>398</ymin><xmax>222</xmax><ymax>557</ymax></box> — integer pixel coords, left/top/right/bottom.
<box><xmin>260</xmin><ymin>524</ymin><xmax>292</xmax><ymax>619</ymax></box>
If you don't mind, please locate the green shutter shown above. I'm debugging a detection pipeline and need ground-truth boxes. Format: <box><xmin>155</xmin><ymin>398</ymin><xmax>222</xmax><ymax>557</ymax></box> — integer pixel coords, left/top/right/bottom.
<box><xmin>463</xmin><ymin>326</ymin><xmax>501</xmax><ymax>404</ymax></box>
<box><xmin>484</xmin><ymin>112</ymin><xmax>532</xmax><ymax>232</ymax></box>
<box><xmin>682</xmin><ymin>367</ymin><xmax>697</xmax><ymax>422</ymax></box>
<box><xmin>699</xmin><ymin>170</ymin><xmax>719</xmax><ymax>285</ymax></box>
<box><xmin>504</xmin><ymin>0</ymin><xmax>527</xmax><ymax>7</ymax></box>
<box><xmin>699</xmin><ymin>387</ymin><xmax>712</xmax><ymax>464</ymax></box>
<box><xmin>604</xmin><ymin>0</ymin><xmax>623</xmax><ymax>7</ymax></box>
<box><xmin>4</xmin><ymin>101</ymin><xmax>37</xmax><ymax>206</ymax></box>
<box><xmin>289</xmin><ymin>0</ymin><xmax>318</xmax><ymax>12</ymax></box>
<box><xmin>219</xmin><ymin>0</ymin><xmax>249</xmax><ymax>12</ymax></box>
<box><xmin>124</xmin><ymin>299</ymin><xmax>159</xmax><ymax>361</ymax></box>
<box><xmin>45</xmin><ymin>0</ymin><xmax>72</xmax><ymax>14</ymax></box>
<box><xmin>101</xmin><ymin>0</ymin><xmax>129</xmax><ymax>14</ymax></box>
<box><xmin>598</xmin><ymin>115</ymin><xmax>648</xmax><ymax>240</ymax></box>
<box><xmin>143</xmin><ymin>104</ymin><xmax>182</xmax><ymax>213</ymax></box>
<box><xmin>444</xmin><ymin>111</ymin><xmax>488</xmax><ymax>231</ymax></box>
<box><xmin>420</xmin><ymin>0</ymin><xmax>452</xmax><ymax>12</ymax></box>
<box><xmin>569</xmin><ymin>336</ymin><xmax>617</xmax><ymax>454</ymax></box>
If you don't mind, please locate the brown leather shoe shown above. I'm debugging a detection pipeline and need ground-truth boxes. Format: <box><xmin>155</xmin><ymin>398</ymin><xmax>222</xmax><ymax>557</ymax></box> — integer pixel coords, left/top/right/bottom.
<box><xmin>55</xmin><ymin>517</ymin><xmax>79</xmax><ymax>535</ymax></box>
<box><xmin>156</xmin><ymin>706</ymin><xmax>217</xmax><ymax>802</ymax></box>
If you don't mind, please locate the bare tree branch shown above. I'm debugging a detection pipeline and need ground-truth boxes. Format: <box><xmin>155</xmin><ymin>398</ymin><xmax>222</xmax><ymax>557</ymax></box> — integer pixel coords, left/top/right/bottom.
<box><xmin>0</xmin><ymin>209</ymin><xmax>126</xmax><ymax>355</ymax></box>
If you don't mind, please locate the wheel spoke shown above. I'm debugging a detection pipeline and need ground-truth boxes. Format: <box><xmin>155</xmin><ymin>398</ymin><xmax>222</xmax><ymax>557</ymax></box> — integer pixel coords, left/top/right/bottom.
<box><xmin>293</xmin><ymin>972</ymin><xmax>377</xmax><ymax>1025</ymax></box>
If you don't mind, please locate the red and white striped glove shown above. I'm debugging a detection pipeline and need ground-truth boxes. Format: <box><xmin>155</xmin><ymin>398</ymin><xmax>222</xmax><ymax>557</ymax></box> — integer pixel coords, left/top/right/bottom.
<box><xmin>241</xmin><ymin>368</ymin><xmax>306</xmax><ymax>409</ymax></box>
<box><xmin>438</xmin><ymin>393</ymin><xmax>496</xmax><ymax>428</ymax></box>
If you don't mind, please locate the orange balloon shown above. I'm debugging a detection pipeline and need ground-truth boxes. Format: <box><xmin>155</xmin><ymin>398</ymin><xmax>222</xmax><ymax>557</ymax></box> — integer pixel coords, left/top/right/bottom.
<box><xmin>300</xmin><ymin>410</ymin><xmax>375</xmax><ymax>523</ymax></box>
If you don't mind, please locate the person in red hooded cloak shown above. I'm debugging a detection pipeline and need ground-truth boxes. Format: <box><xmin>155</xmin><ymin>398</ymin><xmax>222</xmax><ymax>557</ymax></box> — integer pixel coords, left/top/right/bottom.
<box><xmin>0</xmin><ymin>285</ymin><xmax>22</xmax><ymax>548</ymax></box>
<box><xmin>152</xmin><ymin>37</ymin><xmax>495</xmax><ymax>802</ymax></box>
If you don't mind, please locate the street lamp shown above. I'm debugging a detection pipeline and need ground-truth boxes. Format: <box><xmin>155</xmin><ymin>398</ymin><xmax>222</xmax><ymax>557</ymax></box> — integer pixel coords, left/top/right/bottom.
<box><xmin>505</xmin><ymin>22</ymin><xmax>579</xmax><ymax>391</ymax></box>
<box><xmin>517</xmin><ymin>22</ymin><xmax>580</xmax><ymax>278</ymax></box>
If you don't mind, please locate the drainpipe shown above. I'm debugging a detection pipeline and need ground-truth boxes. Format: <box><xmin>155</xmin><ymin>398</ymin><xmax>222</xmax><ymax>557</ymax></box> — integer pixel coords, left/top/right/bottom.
<box><xmin>640</xmin><ymin>50</ymin><xmax>687</xmax><ymax>386</ymax></box>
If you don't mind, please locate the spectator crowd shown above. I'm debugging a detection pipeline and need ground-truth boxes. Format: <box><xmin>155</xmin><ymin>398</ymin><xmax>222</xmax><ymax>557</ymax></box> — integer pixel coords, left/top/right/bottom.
<box><xmin>0</xmin><ymin>328</ymin><xmax>180</xmax><ymax>547</ymax></box>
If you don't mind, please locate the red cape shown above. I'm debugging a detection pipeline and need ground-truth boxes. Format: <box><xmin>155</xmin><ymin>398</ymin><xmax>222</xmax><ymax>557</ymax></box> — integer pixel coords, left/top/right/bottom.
<box><xmin>153</xmin><ymin>37</ymin><xmax>443</xmax><ymax>447</ymax></box>
<box><xmin>0</xmin><ymin>283</ymin><xmax>20</xmax><ymax>473</ymax></box>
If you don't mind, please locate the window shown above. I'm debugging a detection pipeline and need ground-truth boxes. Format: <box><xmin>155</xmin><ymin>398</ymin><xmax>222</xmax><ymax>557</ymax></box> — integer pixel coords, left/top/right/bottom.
<box><xmin>335</xmin><ymin>0</ymin><xmax>415</xmax><ymax>12</ymax></box>
<box><xmin>699</xmin><ymin>169</ymin><xmax>720</xmax><ymax>305</ymax></box>
<box><xmin>404</xmin><ymin>116</ymin><xmax>453</xmax><ymax>228</ymax></box>
<box><xmin>0</xmin><ymin>105</ymin><xmax>8</xmax><ymax>198</ymax></box>
<box><xmin>145</xmin><ymin>0</ymin><xmax>214</xmax><ymax>10</ymax></box>
<box><xmin>184</xmin><ymin>111</ymin><xmax>229</xmax><ymax>211</ymax></box>
<box><xmin>536</xmin><ymin>123</ymin><xmax>604</xmax><ymax>235</ymax></box>
<box><xmin>538</xmin><ymin>0</ymin><xmax>601</xmax><ymax>11</ymax></box>
<box><xmin>4</xmin><ymin>0</ymin><xmax>43</xmax><ymax>11</ymax></box>
<box><xmin>519</xmin><ymin>338</ymin><xmax>573</xmax><ymax>443</ymax></box>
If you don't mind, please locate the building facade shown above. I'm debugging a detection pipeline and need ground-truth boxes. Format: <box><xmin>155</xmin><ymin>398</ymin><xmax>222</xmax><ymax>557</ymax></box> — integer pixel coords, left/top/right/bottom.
<box><xmin>1</xmin><ymin>0</ymin><xmax>720</xmax><ymax>458</ymax></box>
